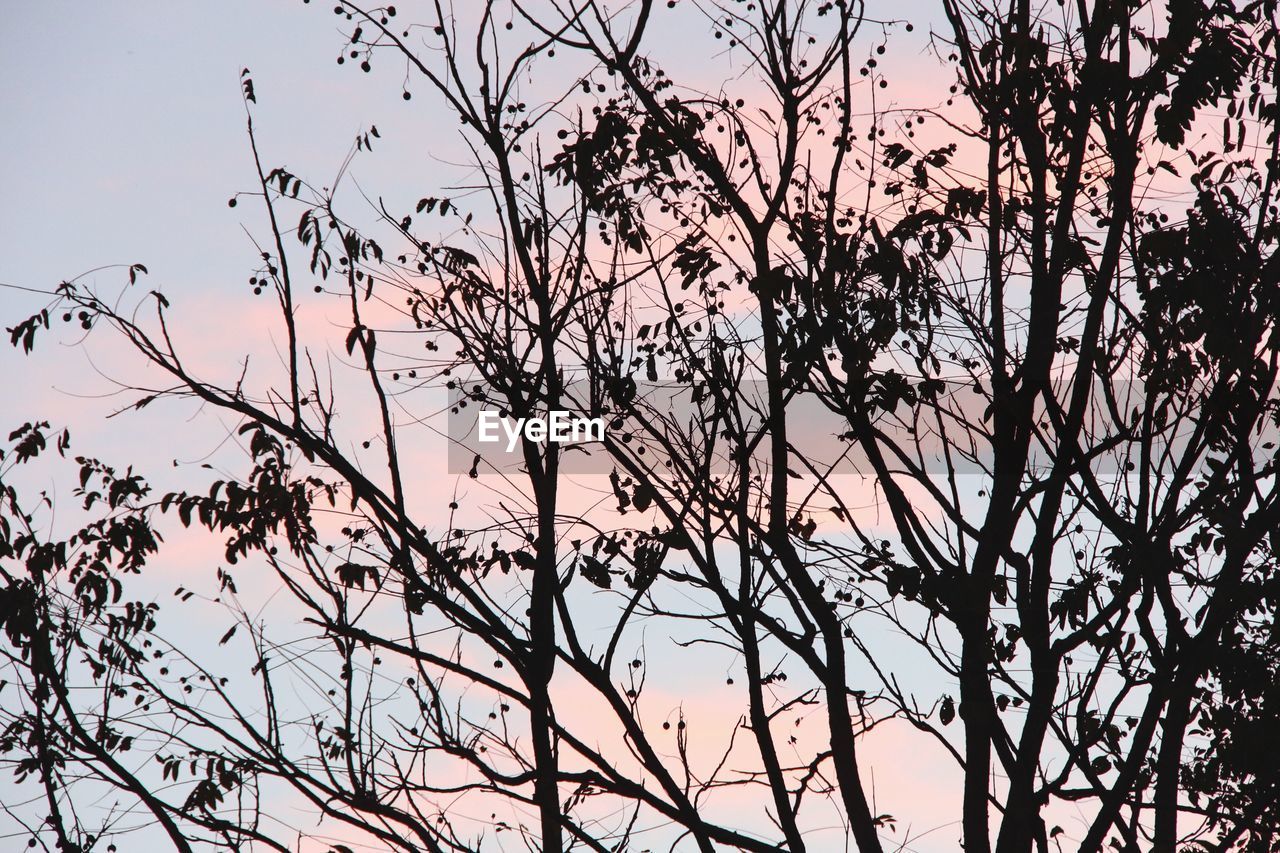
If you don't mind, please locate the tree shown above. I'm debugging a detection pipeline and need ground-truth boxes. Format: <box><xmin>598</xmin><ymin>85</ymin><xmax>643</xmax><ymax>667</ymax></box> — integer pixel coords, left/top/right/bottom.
<box><xmin>4</xmin><ymin>0</ymin><xmax>1280</xmax><ymax>850</ymax></box>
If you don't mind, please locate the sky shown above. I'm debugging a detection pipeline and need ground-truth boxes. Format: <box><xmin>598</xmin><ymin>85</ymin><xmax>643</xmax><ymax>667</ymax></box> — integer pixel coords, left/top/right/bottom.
<box><xmin>0</xmin><ymin>2</ymin><xmax>979</xmax><ymax>850</ymax></box>
<box><xmin>3</xmin><ymin>1</ymin><xmax>449</xmax><ymax>431</ymax></box>
<box><xmin>1</xmin><ymin>0</ymin><xmax>964</xmax><ymax>542</ymax></box>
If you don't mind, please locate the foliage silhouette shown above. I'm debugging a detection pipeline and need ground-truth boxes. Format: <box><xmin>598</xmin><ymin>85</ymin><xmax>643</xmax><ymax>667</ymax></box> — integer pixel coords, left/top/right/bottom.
<box><xmin>4</xmin><ymin>0</ymin><xmax>1280</xmax><ymax>851</ymax></box>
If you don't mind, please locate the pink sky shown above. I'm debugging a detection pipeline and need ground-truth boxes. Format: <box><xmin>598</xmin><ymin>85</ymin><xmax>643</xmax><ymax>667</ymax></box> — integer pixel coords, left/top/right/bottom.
<box><xmin>0</xmin><ymin>3</ymin><xmax>1135</xmax><ymax>851</ymax></box>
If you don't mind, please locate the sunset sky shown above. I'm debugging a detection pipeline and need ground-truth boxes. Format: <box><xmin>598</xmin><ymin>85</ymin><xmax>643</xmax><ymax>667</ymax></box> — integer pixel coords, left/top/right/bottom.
<box><xmin>1</xmin><ymin>3</ymin><xmax>1006</xmax><ymax>850</ymax></box>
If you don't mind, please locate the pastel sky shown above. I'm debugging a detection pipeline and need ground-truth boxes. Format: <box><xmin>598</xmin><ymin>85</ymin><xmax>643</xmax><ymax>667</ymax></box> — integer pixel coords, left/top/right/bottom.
<box><xmin>0</xmin><ymin>3</ymin><xmax>985</xmax><ymax>851</ymax></box>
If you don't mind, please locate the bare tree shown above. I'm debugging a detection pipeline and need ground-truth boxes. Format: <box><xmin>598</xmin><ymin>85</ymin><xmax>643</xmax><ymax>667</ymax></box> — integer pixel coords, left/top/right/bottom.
<box><xmin>4</xmin><ymin>1</ymin><xmax>1280</xmax><ymax>851</ymax></box>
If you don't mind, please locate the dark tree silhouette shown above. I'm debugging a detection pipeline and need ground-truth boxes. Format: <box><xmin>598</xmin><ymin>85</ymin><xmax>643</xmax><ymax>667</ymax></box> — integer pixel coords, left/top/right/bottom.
<box><xmin>4</xmin><ymin>0</ymin><xmax>1280</xmax><ymax>851</ymax></box>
